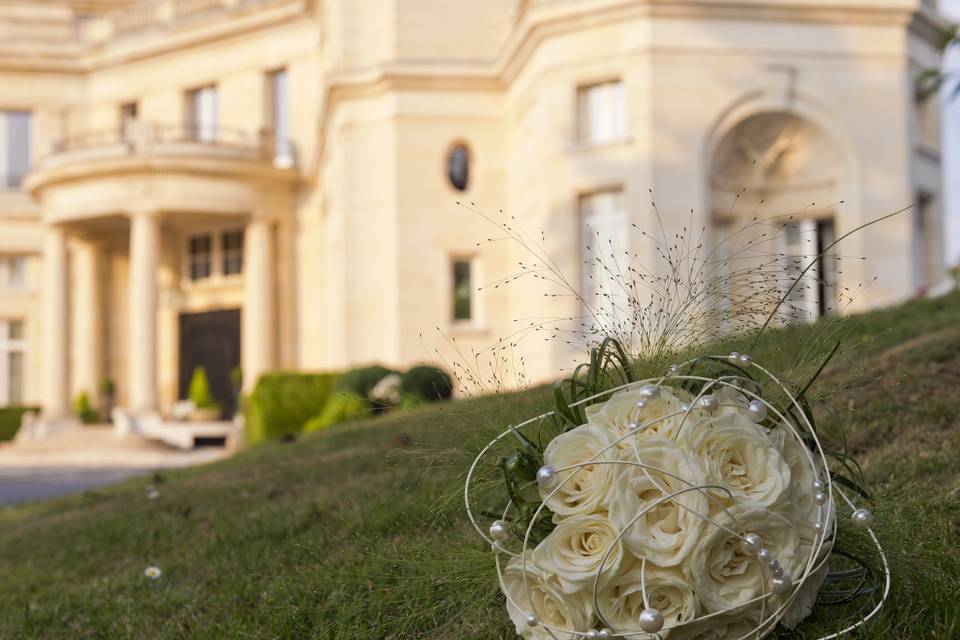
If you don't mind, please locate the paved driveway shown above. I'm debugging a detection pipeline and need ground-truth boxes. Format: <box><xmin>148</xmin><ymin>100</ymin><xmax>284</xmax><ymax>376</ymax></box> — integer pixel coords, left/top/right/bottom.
<box><xmin>0</xmin><ymin>468</ymin><xmax>147</xmax><ymax>506</ymax></box>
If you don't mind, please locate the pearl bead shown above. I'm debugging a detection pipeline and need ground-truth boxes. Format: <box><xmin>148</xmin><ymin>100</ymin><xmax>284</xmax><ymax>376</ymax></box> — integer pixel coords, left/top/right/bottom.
<box><xmin>813</xmin><ymin>521</ymin><xmax>824</xmax><ymax>533</ymax></box>
<box><xmin>771</xmin><ymin>574</ymin><xmax>792</xmax><ymax>594</ymax></box>
<box><xmin>740</xmin><ymin>533</ymin><xmax>762</xmax><ymax>553</ymax></box>
<box><xmin>586</xmin><ymin>630</ymin><xmax>599</xmax><ymax>639</ymax></box>
<box><xmin>536</xmin><ymin>466</ymin><xmax>557</xmax><ymax>488</ymax></box>
<box><xmin>757</xmin><ymin>548</ymin><xmax>773</xmax><ymax>563</ymax></box>
<box><xmin>729</xmin><ymin>351</ymin><xmax>740</xmax><ymax>361</ymax></box>
<box><xmin>629</xmin><ymin>421</ymin><xmax>640</xmax><ymax>432</ymax></box>
<box><xmin>525</xmin><ymin>615</ymin><xmax>538</xmax><ymax>627</ymax></box>
<box><xmin>598</xmin><ymin>629</ymin><xmax>613</xmax><ymax>639</ymax></box>
<box><xmin>698</xmin><ymin>394</ymin><xmax>719</xmax><ymax>412</ymax></box>
<box><xmin>639</xmin><ymin>608</ymin><xmax>664</xmax><ymax>633</ymax></box>
<box><xmin>814</xmin><ymin>480</ymin><xmax>825</xmax><ymax>492</ymax></box>
<box><xmin>669</xmin><ymin>364</ymin><xmax>680</xmax><ymax>375</ymax></box>
<box><xmin>814</xmin><ymin>492</ymin><xmax>828</xmax><ymax>505</ymax></box>
<box><xmin>489</xmin><ymin>520</ymin><xmax>511</xmax><ymax>543</ymax></box>
<box><xmin>851</xmin><ymin>508</ymin><xmax>874</xmax><ymax>529</ymax></box>
<box><xmin>635</xmin><ymin>400</ymin><xmax>647</xmax><ymax>411</ymax></box>
<box><xmin>679</xmin><ymin>403</ymin><xmax>690</xmax><ymax>413</ymax></box>
<box><xmin>637</xmin><ymin>384</ymin><xmax>660</xmax><ymax>402</ymax></box>
<box><xmin>747</xmin><ymin>399</ymin><xmax>768</xmax><ymax>423</ymax></box>
<box><xmin>739</xmin><ymin>353</ymin><xmax>752</xmax><ymax>364</ymax></box>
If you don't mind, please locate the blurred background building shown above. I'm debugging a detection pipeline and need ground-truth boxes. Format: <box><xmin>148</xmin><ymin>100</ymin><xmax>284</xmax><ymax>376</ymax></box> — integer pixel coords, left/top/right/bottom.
<box><xmin>0</xmin><ymin>0</ymin><xmax>948</xmax><ymax>423</ymax></box>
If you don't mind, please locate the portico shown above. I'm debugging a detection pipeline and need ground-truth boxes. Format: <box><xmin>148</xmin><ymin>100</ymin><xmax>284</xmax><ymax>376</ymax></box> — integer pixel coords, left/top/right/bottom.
<box><xmin>24</xmin><ymin>126</ymin><xmax>297</xmax><ymax>422</ymax></box>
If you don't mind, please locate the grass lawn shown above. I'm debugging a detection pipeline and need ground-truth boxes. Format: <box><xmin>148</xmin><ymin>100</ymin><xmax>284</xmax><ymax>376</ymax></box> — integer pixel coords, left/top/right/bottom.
<box><xmin>1</xmin><ymin>294</ymin><xmax>959</xmax><ymax>639</ymax></box>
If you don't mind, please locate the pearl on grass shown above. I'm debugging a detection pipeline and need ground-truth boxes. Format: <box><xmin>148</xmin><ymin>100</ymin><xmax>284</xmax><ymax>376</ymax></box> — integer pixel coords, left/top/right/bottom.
<box><xmin>698</xmin><ymin>394</ymin><xmax>719</xmax><ymax>412</ymax></box>
<box><xmin>598</xmin><ymin>629</ymin><xmax>613</xmax><ymax>639</ymax></box>
<box><xmin>851</xmin><ymin>508</ymin><xmax>874</xmax><ymax>529</ymax></box>
<box><xmin>747</xmin><ymin>400</ymin><xmax>768</xmax><ymax>423</ymax></box>
<box><xmin>814</xmin><ymin>492</ymin><xmax>828</xmax><ymax>506</ymax></box>
<box><xmin>739</xmin><ymin>353</ymin><xmax>752</xmax><ymax>365</ymax></box>
<box><xmin>740</xmin><ymin>532</ymin><xmax>762</xmax><ymax>554</ymax></box>
<box><xmin>489</xmin><ymin>520</ymin><xmax>511</xmax><ymax>543</ymax></box>
<box><xmin>729</xmin><ymin>352</ymin><xmax>740</xmax><ymax>361</ymax></box>
<box><xmin>813</xmin><ymin>521</ymin><xmax>824</xmax><ymax>533</ymax></box>
<box><xmin>586</xmin><ymin>629</ymin><xmax>599</xmax><ymax>639</ymax></box>
<box><xmin>639</xmin><ymin>608</ymin><xmax>664</xmax><ymax>633</ymax></box>
<box><xmin>525</xmin><ymin>615</ymin><xmax>538</xmax><ymax>628</ymax></box>
<box><xmin>637</xmin><ymin>383</ymin><xmax>660</xmax><ymax>402</ymax></box>
<box><xmin>536</xmin><ymin>466</ymin><xmax>557</xmax><ymax>488</ymax></box>
<box><xmin>771</xmin><ymin>574</ymin><xmax>793</xmax><ymax>595</ymax></box>
<box><xmin>669</xmin><ymin>364</ymin><xmax>680</xmax><ymax>375</ymax></box>
<box><xmin>814</xmin><ymin>480</ymin><xmax>825</xmax><ymax>492</ymax></box>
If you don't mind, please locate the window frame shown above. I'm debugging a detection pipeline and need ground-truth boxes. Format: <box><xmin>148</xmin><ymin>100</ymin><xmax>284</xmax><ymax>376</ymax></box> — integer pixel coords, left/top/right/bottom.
<box><xmin>185</xmin><ymin>85</ymin><xmax>218</xmax><ymax>142</ymax></box>
<box><xmin>578</xmin><ymin>187</ymin><xmax>629</xmax><ymax>323</ymax></box>
<box><xmin>182</xmin><ymin>226</ymin><xmax>244</xmax><ymax>287</ymax></box>
<box><xmin>0</xmin><ymin>255</ymin><xmax>27</xmax><ymax>291</ymax></box>
<box><xmin>576</xmin><ymin>79</ymin><xmax>627</xmax><ymax>146</ymax></box>
<box><xmin>266</xmin><ymin>68</ymin><xmax>293</xmax><ymax>166</ymax></box>
<box><xmin>1</xmin><ymin>110</ymin><xmax>32</xmax><ymax>191</ymax></box>
<box><xmin>0</xmin><ymin>319</ymin><xmax>26</xmax><ymax>407</ymax></box>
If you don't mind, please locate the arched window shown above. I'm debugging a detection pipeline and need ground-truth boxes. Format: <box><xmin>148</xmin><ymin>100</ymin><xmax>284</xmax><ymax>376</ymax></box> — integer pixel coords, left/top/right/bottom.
<box><xmin>447</xmin><ymin>143</ymin><xmax>470</xmax><ymax>191</ymax></box>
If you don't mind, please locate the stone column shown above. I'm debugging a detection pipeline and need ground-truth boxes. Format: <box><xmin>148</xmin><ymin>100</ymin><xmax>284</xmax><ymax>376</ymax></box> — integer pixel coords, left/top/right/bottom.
<box><xmin>128</xmin><ymin>211</ymin><xmax>159</xmax><ymax>413</ymax></box>
<box><xmin>242</xmin><ymin>216</ymin><xmax>276</xmax><ymax>392</ymax></box>
<box><xmin>72</xmin><ymin>239</ymin><xmax>102</xmax><ymax>404</ymax></box>
<box><xmin>42</xmin><ymin>225</ymin><xmax>69</xmax><ymax>419</ymax></box>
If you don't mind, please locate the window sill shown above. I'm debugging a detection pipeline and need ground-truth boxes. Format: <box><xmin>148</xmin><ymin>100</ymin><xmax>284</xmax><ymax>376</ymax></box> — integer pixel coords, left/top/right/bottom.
<box><xmin>567</xmin><ymin>136</ymin><xmax>633</xmax><ymax>153</ymax></box>
<box><xmin>447</xmin><ymin>322</ymin><xmax>488</xmax><ymax>337</ymax></box>
<box><xmin>180</xmin><ymin>274</ymin><xmax>244</xmax><ymax>290</ymax></box>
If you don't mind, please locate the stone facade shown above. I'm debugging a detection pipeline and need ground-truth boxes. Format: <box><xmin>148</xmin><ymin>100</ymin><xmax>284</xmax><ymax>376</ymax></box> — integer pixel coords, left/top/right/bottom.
<box><xmin>0</xmin><ymin>0</ymin><xmax>946</xmax><ymax>418</ymax></box>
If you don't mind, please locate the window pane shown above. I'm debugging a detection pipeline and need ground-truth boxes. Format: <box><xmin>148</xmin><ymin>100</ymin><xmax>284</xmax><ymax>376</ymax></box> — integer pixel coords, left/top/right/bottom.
<box><xmin>7</xmin><ymin>350</ymin><xmax>22</xmax><ymax>405</ymax></box>
<box><xmin>3</xmin><ymin>111</ymin><xmax>31</xmax><ymax>189</ymax></box>
<box><xmin>452</xmin><ymin>260</ymin><xmax>472</xmax><ymax>321</ymax></box>
<box><xmin>7</xmin><ymin>256</ymin><xmax>25</xmax><ymax>289</ymax></box>
<box><xmin>578</xmin><ymin>81</ymin><xmax>624</xmax><ymax>143</ymax></box>
<box><xmin>222</xmin><ymin>230</ymin><xmax>244</xmax><ymax>275</ymax></box>
<box><xmin>270</xmin><ymin>69</ymin><xmax>291</xmax><ymax>162</ymax></box>
<box><xmin>447</xmin><ymin>144</ymin><xmax>469</xmax><ymax>191</ymax></box>
<box><xmin>580</xmin><ymin>190</ymin><xmax>628</xmax><ymax>326</ymax></box>
<box><xmin>8</xmin><ymin>320</ymin><xmax>23</xmax><ymax>340</ymax></box>
<box><xmin>189</xmin><ymin>235</ymin><xmax>212</xmax><ymax>280</ymax></box>
<box><xmin>189</xmin><ymin>87</ymin><xmax>217</xmax><ymax>142</ymax></box>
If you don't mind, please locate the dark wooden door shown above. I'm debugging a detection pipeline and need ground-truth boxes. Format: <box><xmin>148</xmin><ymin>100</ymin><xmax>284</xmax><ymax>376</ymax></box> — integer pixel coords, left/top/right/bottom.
<box><xmin>178</xmin><ymin>309</ymin><xmax>241</xmax><ymax>417</ymax></box>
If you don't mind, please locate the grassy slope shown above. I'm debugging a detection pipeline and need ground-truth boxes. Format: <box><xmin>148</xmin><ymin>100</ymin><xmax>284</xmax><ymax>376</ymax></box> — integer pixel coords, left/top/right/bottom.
<box><xmin>1</xmin><ymin>294</ymin><xmax>960</xmax><ymax>639</ymax></box>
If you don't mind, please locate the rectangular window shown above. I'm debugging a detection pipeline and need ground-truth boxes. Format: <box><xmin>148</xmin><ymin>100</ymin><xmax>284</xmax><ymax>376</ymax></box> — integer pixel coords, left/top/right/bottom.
<box><xmin>267</xmin><ymin>69</ymin><xmax>292</xmax><ymax>165</ymax></box>
<box><xmin>913</xmin><ymin>192</ymin><xmax>932</xmax><ymax>291</ymax></box>
<box><xmin>781</xmin><ymin>218</ymin><xmax>836</xmax><ymax>322</ymax></box>
<box><xmin>221</xmin><ymin>230</ymin><xmax>244</xmax><ymax>276</ymax></box>
<box><xmin>580</xmin><ymin>189</ymin><xmax>628</xmax><ymax>326</ymax></box>
<box><xmin>0</xmin><ymin>256</ymin><xmax>26</xmax><ymax>290</ymax></box>
<box><xmin>1</xmin><ymin>111</ymin><xmax>31</xmax><ymax>190</ymax></box>
<box><xmin>186</xmin><ymin>86</ymin><xmax>218</xmax><ymax>142</ymax></box>
<box><xmin>120</xmin><ymin>101</ymin><xmax>138</xmax><ymax>141</ymax></box>
<box><xmin>452</xmin><ymin>259</ymin><xmax>473</xmax><ymax>322</ymax></box>
<box><xmin>578</xmin><ymin>81</ymin><xmax>625</xmax><ymax>144</ymax></box>
<box><xmin>0</xmin><ymin>320</ymin><xmax>25</xmax><ymax>406</ymax></box>
<box><xmin>188</xmin><ymin>234</ymin><xmax>213</xmax><ymax>280</ymax></box>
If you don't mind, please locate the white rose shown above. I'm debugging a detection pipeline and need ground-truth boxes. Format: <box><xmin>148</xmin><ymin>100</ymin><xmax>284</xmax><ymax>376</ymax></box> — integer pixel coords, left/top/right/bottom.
<box><xmin>533</xmin><ymin>515</ymin><xmax>625</xmax><ymax>593</ymax></box>
<box><xmin>777</xmin><ymin>540</ymin><xmax>832</xmax><ymax>629</ymax></box>
<box><xmin>540</xmin><ymin>424</ymin><xmax>617</xmax><ymax>518</ymax></box>
<box><xmin>686</xmin><ymin>508</ymin><xmax>800</xmax><ymax>613</ymax></box>
<box><xmin>668</xmin><ymin>606</ymin><xmax>763</xmax><ymax>640</ymax></box>
<box><xmin>586</xmin><ymin>384</ymin><xmax>692</xmax><ymax>448</ymax></box>
<box><xmin>597</xmin><ymin>560</ymin><xmax>698</xmax><ymax>637</ymax></box>
<box><xmin>501</xmin><ymin>553</ymin><xmax>592</xmax><ymax>640</ymax></box>
<box><xmin>608</xmin><ymin>436</ymin><xmax>708</xmax><ymax>566</ymax></box>
<box><xmin>770</xmin><ymin>424</ymin><xmax>825</xmax><ymax>523</ymax></box>
<box><xmin>681</xmin><ymin>412</ymin><xmax>790</xmax><ymax>510</ymax></box>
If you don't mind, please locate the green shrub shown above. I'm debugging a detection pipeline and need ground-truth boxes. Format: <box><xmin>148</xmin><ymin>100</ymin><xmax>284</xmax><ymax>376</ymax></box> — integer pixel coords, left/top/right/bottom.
<box><xmin>303</xmin><ymin>392</ymin><xmax>369</xmax><ymax>433</ymax></box>
<box><xmin>334</xmin><ymin>364</ymin><xmax>399</xmax><ymax>399</ymax></box>
<box><xmin>400</xmin><ymin>365</ymin><xmax>453</xmax><ymax>401</ymax></box>
<box><xmin>188</xmin><ymin>367</ymin><xmax>217</xmax><ymax>409</ymax></box>
<box><xmin>246</xmin><ymin>372</ymin><xmax>339</xmax><ymax>444</ymax></box>
<box><xmin>73</xmin><ymin>391</ymin><xmax>98</xmax><ymax>424</ymax></box>
<box><xmin>0</xmin><ymin>406</ymin><xmax>39</xmax><ymax>442</ymax></box>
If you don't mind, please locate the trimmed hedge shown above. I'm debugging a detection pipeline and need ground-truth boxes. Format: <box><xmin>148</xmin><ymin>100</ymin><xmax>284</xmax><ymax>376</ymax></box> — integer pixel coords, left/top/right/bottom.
<box><xmin>334</xmin><ymin>365</ymin><xmax>399</xmax><ymax>399</ymax></box>
<box><xmin>246</xmin><ymin>372</ymin><xmax>339</xmax><ymax>444</ymax></box>
<box><xmin>303</xmin><ymin>392</ymin><xmax>369</xmax><ymax>433</ymax></box>
<box><xmin>401</xmin><ymin>365</ymin><xmax>453</xmax><ymax>401</ymax></box>
<box><xmin>0</xmin><ymin>407</ymin><xmax>39</xmax><ymax>442</ymax></box>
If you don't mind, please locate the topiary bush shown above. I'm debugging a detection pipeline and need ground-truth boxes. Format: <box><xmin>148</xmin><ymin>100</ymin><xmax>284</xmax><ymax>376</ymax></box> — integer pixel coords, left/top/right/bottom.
<box><xmin>334</xmin><ymin>364</ymin><xmax>399</xmax><ymax>399</ymax></box>
<box><xmin>246</xmin><ymin>372</ymin><xmax>339</xmax><ymax>444</ymax></box>
<box><xmin>303</xmin><ymin>392</ymin><xmax>369</xmax><ymax>433</ymax></box>
<box><xmin>0</xmin><ymin>406</ymin><xmax>38</xmax><ymax>442</ymax></box>
<box><xmin>188</xmin><ymin>367</ymin><xmax>217</xmax><ymax>409</ymax></box>
<box><xmin>400</xmin><ymin>365</ymin><xmax>453</xmax><ymax>401</ymax></box>
<box><xmin>73</xmin><ymin>391</ymin><xmax>98</xmax><ymax>424</ymax></box>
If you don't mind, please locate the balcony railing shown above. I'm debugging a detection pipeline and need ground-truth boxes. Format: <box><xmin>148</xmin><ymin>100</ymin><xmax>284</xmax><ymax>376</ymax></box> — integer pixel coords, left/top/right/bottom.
<box><xmin>44</xmin><ymin>120</ymin><xmax>296</xmax><ymax>170</ymax></box>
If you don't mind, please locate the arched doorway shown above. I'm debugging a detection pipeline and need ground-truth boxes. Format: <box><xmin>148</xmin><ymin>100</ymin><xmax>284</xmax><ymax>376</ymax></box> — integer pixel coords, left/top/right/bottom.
<box><xmin>709</xmin><ymin>111</ymin><xmax>845</xmax><ymax>322</ymax></box>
